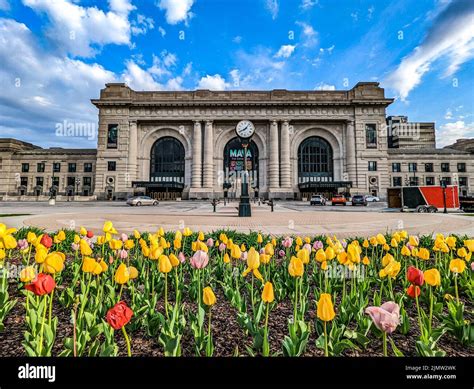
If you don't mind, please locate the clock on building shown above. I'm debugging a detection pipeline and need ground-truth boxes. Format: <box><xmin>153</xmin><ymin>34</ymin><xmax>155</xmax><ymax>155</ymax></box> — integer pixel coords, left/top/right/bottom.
<box><xmin>235</xmin><ymin>120</ymin><xmax>255</xmax><ymax>139</ymax></box>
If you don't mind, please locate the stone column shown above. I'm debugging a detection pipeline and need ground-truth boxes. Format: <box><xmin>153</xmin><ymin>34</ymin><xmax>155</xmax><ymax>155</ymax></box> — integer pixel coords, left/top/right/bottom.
<box><xmin>128</xmin><ymin>121</ymin><xmax>138</xmax><ymax>187</ymax></box>
<box><xmin>345</xmin><ymin>120</ymin><xmax>357</xmax><ymax>185</ymax></box>
<box><xmin>192</xmin><ymin>120</ymin><xmax>202</xmax><ymax>188</ymax></box>
<box><xmin>269</xmin><ymin>120</ymin><xmax>280</xmax><ymax>190</ymax></box>
<box><xmin>280</xmin><ymin>120</ymin><xmax>291</xmax><ymax>188</ymax></box>
<box><xmin>203</xmin><ymin>120</ymin><xmax>214</xmax><ymax>189</ymax></box>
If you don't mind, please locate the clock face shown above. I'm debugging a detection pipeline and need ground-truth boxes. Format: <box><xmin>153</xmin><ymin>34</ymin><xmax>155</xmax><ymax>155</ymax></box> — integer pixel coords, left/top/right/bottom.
<box><xmin>235</xmin><ymin>120</ymin><xmax>255</xmax><ymax>139</ymax></box>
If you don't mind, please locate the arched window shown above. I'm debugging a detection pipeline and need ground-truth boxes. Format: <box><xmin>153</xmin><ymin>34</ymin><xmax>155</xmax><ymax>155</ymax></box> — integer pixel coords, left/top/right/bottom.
<box><xmin>150</xmin><ymin>137</ymin><xmax>185</xmax><ymax>183</ymax></box>
<box><xmin>298</xmin><ymin>137</ymin><xmax>333</xmax><ymax>182</ymax></box>
<box><xmin>223</xmin><ymin>137</ymin><xmax>259</xmax><ymax>188</ymax></box>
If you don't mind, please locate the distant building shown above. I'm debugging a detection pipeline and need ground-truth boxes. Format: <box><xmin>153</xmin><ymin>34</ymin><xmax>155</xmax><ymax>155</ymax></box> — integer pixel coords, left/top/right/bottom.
<box><xmin>1</xmin><ymin>82</ymin><xmax>473</xmax><ymax>201</ymax></box>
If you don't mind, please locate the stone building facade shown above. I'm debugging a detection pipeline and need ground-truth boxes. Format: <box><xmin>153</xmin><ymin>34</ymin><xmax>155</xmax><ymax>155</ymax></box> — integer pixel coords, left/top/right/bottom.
<box><xmin>1</xmin><ymin>82</ymin><xmax>473</xmax><ymax>201</ymax></box>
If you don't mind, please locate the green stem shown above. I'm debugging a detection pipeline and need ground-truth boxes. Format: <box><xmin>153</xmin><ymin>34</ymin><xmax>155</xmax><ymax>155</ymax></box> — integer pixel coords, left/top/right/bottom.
<box><xmin>454</xmin><ymin>275</ymin><xmax>459</xmax><ymax>304</ymax></box>
<box><xmin>428</xmin><ymin>286</ymin><xmax>433</xmax><ymax>334</ymax></box>
<box><xmin>164</xmin><ymin>273</ymin><xmax>169</xmax><ymax>318</ymax></box>
<box><xmin>383</xmin><ymin>332</ymin><xmax>387</xmax><ymax>356</ymax></box>
<box><xmin>121</xmin><ymin>325</ymin><xmax>131</xmax><ymax>357</ymax></box>
<box><xmin>293</xmin><ymin>277</ymin><xmax>298</xmax><ymax>324</ymax></box>
<box><xmin>206</xmin><ymin>309</ymin><xmax>212</xmax><ymax>357</ymax></box>
<box><xmin>263</xmin><ymin>302</ymin><xmax>270</xmax><ymax>356</ymax></box>
<box><xmin>38</xmin><ymin>294</ymin><xmax>48</xmax><ymax>356</ymax></box>
<box><xmin>323</xmin><ymin>321</ymin><xmax>328</xmax><ymax>357</ymax></box>
<box><xmin>414</xmin><ymin>290</ymin><xmax>424</xmax><ymax>340</ymax></box>
<box><xmin>251</xmin><ymin>274</ymin><xmax>255</xmax><ymax>319</ymax></box>
<box><xmin>48</xmin><ymin>287</ymin><xmax>54</xmax><ymax>327</ymax></box>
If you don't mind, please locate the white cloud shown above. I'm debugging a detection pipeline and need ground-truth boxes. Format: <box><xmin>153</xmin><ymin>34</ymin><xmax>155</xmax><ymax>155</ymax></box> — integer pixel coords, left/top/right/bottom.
<box><xmin>158</xmin><ymin>26</ymin><xmax>166</xmax><ymax>37</ymax></box>
<box><xmin>438</xmin><ymin>121</ymin><xmax>474</xmax><ymax>147</ymax></box>
<box><xmin>265</xmin><ymin>0</ymin><xmax>279</xmax><ymax>20</ymax></box>
<box><xmin>196</xmin><ymin>74</ymin><xmax>229</xmax><ymax>90</ymax></box>
<box><xmin>296</xmin><ymin>21</ymin><xmax>318</xmax><ymax>47</ymax></box>
<box><xmin>444</xmin><ymin>109</ymin><xmax>453</xmax><ymax>119</ymax></box>
<box><xmin>0</xmin><ymin>18</ymin><xmax>116</xmax><ymax>147</ymax></box>
<box><xmin>233</xmin><ymin>35</ymin><xmax>242</xmax><ymax>44</ymax></box>
<box><xmin>367</xmin><ymin>6</ymin><xmax>375</xmax><ymax>20</ymax></box>
<box><xmin>274</xmin><ymin>44</ymin><xmax>296</xmax><ymax>58</ymax></box>
<box><xmin>300</xmin><ymin>0</ymin><xmax>318</xmax><ymax>10</ymax></box>
<box><xmin>22</xmin><ymin>0</ymin><xmax>135</xmax><ymax>57</ymax></box>
<box><xmin>314</xmin><ymin>82</ymin><xmax>336</xmax><ymax>91</ymax></box>
<box><xmin>158</xmin><ymin>0</ymin><xmax>194</xmax><ymax>25</ymax></box>
<box><xmin>131</xmin><ymin>14</ymin><xmax>154</xmax><ymax>36</ymax></box>
<box><xmin>386</xmin><ymin>0</ymin><xmax>474</xmax><ymax>101</ymax></box>
<box><xmin>350</xmin><ymin>12</ymin><xmax>358</xmax><ymax>21</ymax></box>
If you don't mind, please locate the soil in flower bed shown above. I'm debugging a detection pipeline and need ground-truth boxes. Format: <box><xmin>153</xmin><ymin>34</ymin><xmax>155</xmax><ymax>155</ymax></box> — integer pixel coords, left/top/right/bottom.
<box><xmin>0</xmin><ymin>281</ymin><xmax>472</xmax><ymax>357</ymax></box>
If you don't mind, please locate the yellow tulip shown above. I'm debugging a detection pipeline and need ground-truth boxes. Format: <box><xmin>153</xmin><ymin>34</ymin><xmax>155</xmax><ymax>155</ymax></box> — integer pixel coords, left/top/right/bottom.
<box><xmin>369</xmin><ymin>236</ymin><xmax>378</xmax><ymax>246</ymax></box>
<box><xmin>445</xmin><ymin>236</ymin><xmax>456</xmax><ymax>248</ymax></box>
<box><xmin>383</xmin><ymin>260</ymin><xmax>401</xmax><ymax>279</ymax></box>
<box><xmin>315</xmin><ymin>248</ymin><xmax>326</xmax><ymax>262</ymax></box>
<box><xmin>80</xmin><ymin>239</ymin><xmax>92</xmax><ymax>256</ymax></box>
<box><xmin>465</xmin><ymin>239</ymin><xmax>474</xmax><ymax>252</ymax></box>
<box><xmin>159</xmin><ymin>255</ymin><xmax>172</xmax><ymax>273</ymax></box>
<box><xmin>296</xmin><ymin>237</ymin><xmax>303</xmax><ymax>247</ymax></box>
<box><xmin>288</xmin><ymin>256</ymin><xmax>304</xmax><ymax>277</ymax></box>
<box><xmin>53</xmin><ymin>230</ymin><xmax>66</xmax><ymax>243</ymax></box>
<box><xmin>457</xmin><ymin>247</ymin><xmax>468</xmax><ymax>258</ymax></box>
<box><xmin>231</xmin><ymin>244</ymin><xmax>242</xmax><ymax>259</ymax></box>
<box><xmin>401</xmin><ymin>245</ymin><xmax>411</xmax><ymax>256</ymax></box>
<box><xmin>109</xmin><ymin>239</ymin><xmax>123</xmax><ymax>250</ymax></box>
<box><xmin>362</xmin><ymin>256</ymin><xmax>370</xmax><ymax>265</ymax></box>
<box><xmin>183</xmin><ymin>227</ymin><xmax>193</xmax><ymax>237</ymax></box>
<box><xmin>409</xmin><ymin>235</ymin><xmax>419</xmax><ymax>247</ymax></box>
<box><xmin>0</xmin><ymin>249</ymin><xmax>5</xmax><ymax>261</ymax></box>
<box><xmin>20</xmin><ymin>266</ymin><xmax>36</xmax><ymax>283</ymax></box>
<box><xmin>97</xmin><ymin>236</ymin><xmax>107</xmax><ymax>245</ymax></box>
<box><xmin>382</xmin><ymin>253</ymin><xmax>394</xmax><ymax>267</ymax></box>
<box><xmin>260</xmin><ymin>253</ymin><xmax>271</xmax><ymax>264</ymax></box>
<box><xmin>264</xmin><ymin>243</ymin><xmax>274</xmax><ymax>256</ymax></box>
<box><xmin>124</xmin><ymin>239</ymin><xmax>135</xmax><ymax>250</ymax></box>
<box><xmin>80</xmin><ymin>227</ymin><xmax>87</xmax><ymax>236</ymax></box>
<box><xmin>240</xmin><ymin>243</ymin><xmax>246</xmax><ymax>252</ymax></box>
<box><xmin>103</xmin><ymin>221</ymin><xmax>117</xmax><ymax>235</ymax></box>
<box><xmin>128</xmin><ymin>266</ymin><xmax>139</xmax><ymax>279</ymax></box>
<box><xmin>262</xmin><ymin>281</ymin><xmax>274</xmax><ymax>303</ymax></box>
<box><xmin>82</xmin><ymin>257</ymin><xmax>97</xmax><ymax>273</ymax></box>
<box><xmin>325</xmin><ymin>246</ymin><xmax>336</xmax><ymax>260</ymax></box>
<box><xmin>27</xmin><ymin>232</ymin><xmax>37</xmax><ymax>244</ymax></box>
<box><xmin>297</xmin><ymin>249</ymin><xmax>309</xmax><ymax>264</ymax></box>
<box><xmin>362</xmin><ymin>239</ymin><xmax>369</xmax><ymax>248</ymax></box>
<box><xmin>99</xmin><ymin>259</ymin><xmax>108</xmax><ymax>273</ymax></box>
<box><xmin>424</xmin><ymin>268</ymin><xmax>441</xmax><ymax>287</ymax></box>
<box><xmin>174</xmin><ymin>238</ymin><xmax>182</xmax><ymax>250</ymax></box>
<box><xmin>35</xmin><ymin>245</ymin><xmax>48</xmax><ymax>264</ymax></box>
<box><xmin>321</xmin><ymin>261</ymin><xmax>328</xmax><ymax>270</ymax></box>
<box><xmin>115</xmin><ymin>263</ymin><xmax>130</xmax><ymax>284</ymax></box>
<box><xmin>242</xmin><ymin>248</ymin><xmax>263</xmax><ymax>281</ymax></box>
<box><xmin>376</xmin><ymin>234</ymin><xmax>386</xmax><ymax>245</ymax></box>
<box><xmin>203</xmin><ymin>286</ymin><xmax>216</xmax><ymax>306</ymax></box>
<box><xmin>219</xmin><ymin>233</ymin><xmax>228</xmax><ymax>244</ymax></box>
<box><xmin>198</xmin><ymin>231</ymin><xmax>205</xmax><ymax>241</ymax></box>
<box><xmin>133</xmin><ymin>230</ymin><xmax>141</xmax><ymax>239</ymax></box>
<box><xmin>257</xmin><ymin>233</ymin><xmax>263</xmax><ymax>244</ymax></box>
<box><xmin>44</xmin><ymin>252</ymin><xmax>65</xmax><ymax>274</ymax></box>
<box><xmin>390</xmin><ymin>238</ymin><xmax>398</xmax><ymax>248</ymax></box>
<box><xmin>169</xmin><ymin>253</ymin><xmax>180</xmax><ymax>267</ymax></box>
<box><xmin>157</xmin><ymin>227</ymin><xmax>165</xmax><ymax>237</ymax></box>
<box><xmin>317</xmin><ymin>293</ymin><xmax>336</xmax><ymax>322</ymax></box>
<box><xmin>449</xmin><ymin>259</ymin><xmax>466</xmax><ymax>274</ymax></box>
<box><xmin>223</xmin><ymin>253</ymin><xmax>230</xmax><ymax>263</ymax></box>
<box><xmin>418</xmin><ymin>248</ymin><xmax>430</xmax><ymax>260</ymax></box>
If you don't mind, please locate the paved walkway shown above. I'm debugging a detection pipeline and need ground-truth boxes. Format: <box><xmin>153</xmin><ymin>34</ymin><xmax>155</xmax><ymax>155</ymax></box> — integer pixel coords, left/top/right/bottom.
<box><xmin>1</xmin><ymin>201</ymin><xmax>473</xmax><ymax>237</ymax></box>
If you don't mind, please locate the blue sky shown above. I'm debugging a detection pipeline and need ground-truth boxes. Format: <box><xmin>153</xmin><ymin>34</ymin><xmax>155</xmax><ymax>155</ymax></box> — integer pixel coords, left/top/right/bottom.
<box><xmin>0</xmin><ymin>0</ymin><xmax>473</xmax><ymax>148</ymax></box>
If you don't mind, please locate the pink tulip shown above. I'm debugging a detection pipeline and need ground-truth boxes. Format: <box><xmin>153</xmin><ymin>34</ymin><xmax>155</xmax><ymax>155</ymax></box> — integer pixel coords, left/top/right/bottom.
<box><xmin>190</xmin><ymin>250</ymin><xmax>209</xmax><ymax>269</ymax></box>
<box><xmin>119</xmin><ymin>249</ymin><xmax>128</xmax><ymax>260</ymax></box>
<box><xmin>240</xmin><ymin>251</ymin><xmax>248</xmax><ymax>261</ymax></box>
<box><xmin>206</xmin><ymin>238</ymin><xmax>214</xmax><ymax>247</ymax></box>
<box><xmin>282</xmin><ymin>237</ymin><xmax>293</xmax><ymax>248</ymax></box>
<box><xmin>71</xmin><ymin>243</ymin><xmax>79</xmax><ymax>251</ymax></box>
<box><xmin>303</xmin><ymin>243</ymin><xmax>312</xmax><ymax>253</ymax></box>
<box><xmin>365</xmin><ymin>301</ymin><xmax>400</xmax><ymax>334</ymax></box>
<box><xmin>471</xmin><ymin>262</ymin><xmax>474</xmax><ymax>272</ymax></box>
<box><xmin>178</xmin><ymin>252</ymin><xmax>186</xmax><ymax>263</ymax></box>
<box><xmin>278</xmin><ymin>250</ymin><xmax>285</xmax><ymax>258</ymax></box>
<box><xmin>341</xmin><ymin>240</ymin><xmax>347</xmax><ymax>249</ymax></box>
<box><xmin>259</xmin><ymin>248</ymin><xmax>265</xmax><ymax>254</ymax></box>
<box><xmin>218</xmin><ymin>242</ymin><xmax>226</xmax><ymax>252</ymax></box>
<box><xmin>121</xmin><ymin>233</ymin><xmax>128</xmax><ymax>242</ymax></box>
<box><xmin>313</xmin><ymin>240</ymin><xmax>323</xmax><ymax>250</ymax></box>
<box><xmin>17</xmin><ymin>239</ymin><xmax>28</xmax><ymax>250</ymax></box>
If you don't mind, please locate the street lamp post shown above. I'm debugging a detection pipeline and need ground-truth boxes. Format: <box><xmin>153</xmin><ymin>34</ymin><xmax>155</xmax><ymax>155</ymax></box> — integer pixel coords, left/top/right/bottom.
<box><xmin>235</xmin><ymin>120</ymin><xmax>255</xmax><ymax>218</ymax></box>
<box><xmin>440</xmin><ymin>177</ymin><xmax>448</xmax><ymax>214</ymax></box>
<box><xmin>75</xmin><ymin>177</ymin><xmax>81</xmax><ymax>200</ymax></box>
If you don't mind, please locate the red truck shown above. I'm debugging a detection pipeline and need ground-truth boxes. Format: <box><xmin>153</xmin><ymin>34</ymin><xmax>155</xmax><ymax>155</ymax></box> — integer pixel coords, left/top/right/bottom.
<box><xmin>387</xmin><ymin>185</ymin><xmax>459</xmax><ymax>212</ymax></box>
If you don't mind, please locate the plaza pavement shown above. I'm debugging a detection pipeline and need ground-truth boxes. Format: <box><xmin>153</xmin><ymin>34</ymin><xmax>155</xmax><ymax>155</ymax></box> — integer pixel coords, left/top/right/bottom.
<box><xmin>0</xmin><ymin>200</ymin><xmax>473</xmax><ymax>238</ymax></box>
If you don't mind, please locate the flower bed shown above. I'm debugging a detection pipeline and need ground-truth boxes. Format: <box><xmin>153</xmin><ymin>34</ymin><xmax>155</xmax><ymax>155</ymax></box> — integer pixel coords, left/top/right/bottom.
<box><xmin>0</xmin><ymin>223</ymin><xmax>472</xmax><ymax>357</ymax></box>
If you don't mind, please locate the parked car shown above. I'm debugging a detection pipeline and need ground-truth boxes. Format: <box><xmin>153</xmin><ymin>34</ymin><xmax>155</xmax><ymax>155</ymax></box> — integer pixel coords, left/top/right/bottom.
<box><xmin>351</xmin><ymin>195</ymin><xmax>368</xmax><ymax>206</ymax></box>
<box><xmin>310</xmin><ymin>195</ymin><xmax>326</xmax><ymax>206</ymax></box>
<box><xmin>331</xmin><ymin>194</ymin><xmax>347</xmax><ymax>206</ymax></box>
<box><xmin>126</xmin><ymin>196</ymin><xmax>159</xmax><ymax>206</ymax></box>
<box><xmin>365</xmin><ymin>195</ymin><xmax>380</xmax><ymax>202</ymax></box>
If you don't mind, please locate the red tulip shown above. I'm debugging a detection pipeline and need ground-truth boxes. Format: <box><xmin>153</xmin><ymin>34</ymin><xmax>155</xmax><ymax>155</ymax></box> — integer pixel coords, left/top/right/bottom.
<box><xmin>25</xmin><ymin>273</ymin><xmax>56</xmax><ymax>296</ymax></box>
<box><xmin>407</xmin><ymin>266</ymin><xmax>424</xmax><ymax>286</ymax></box>
<box><xmin>106</xmin><ymin>301</ymin><xmax>133</xmax><ymax>330</ymax></box>
<box><xmin>40</xmin><ymin>234</ymin><xmax>53</xmax><ymax>249</ymax></box>
<box><xmin>406</xmin><ymin>284</ymin><xmax>421</xmax><ymax>298</ymax></box>
<box><xmin>86</xmin><ymin>230</ymin><xmax>94</xmax><ymax>239</ymax></box>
